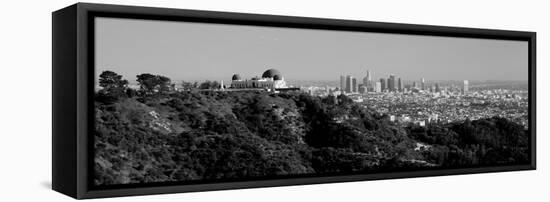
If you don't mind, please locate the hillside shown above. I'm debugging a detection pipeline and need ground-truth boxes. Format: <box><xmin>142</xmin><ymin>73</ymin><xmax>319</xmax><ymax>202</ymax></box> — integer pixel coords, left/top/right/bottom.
<box><xmin>94</xmin><ymin>91</ymin><xmax>529</xmax><ymax>186</ymax></box>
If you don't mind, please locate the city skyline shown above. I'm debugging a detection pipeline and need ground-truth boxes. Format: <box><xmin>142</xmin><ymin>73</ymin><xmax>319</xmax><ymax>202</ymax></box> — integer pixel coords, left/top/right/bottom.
<box><xmin>96</xmin><ymin>17</ymin><xmax>528</xmax><ymax>83</ymax></box>
<box><xmin>339</xmin><ymin>70</ymin><xmax>471</xmax><ymax>94</ymax></box>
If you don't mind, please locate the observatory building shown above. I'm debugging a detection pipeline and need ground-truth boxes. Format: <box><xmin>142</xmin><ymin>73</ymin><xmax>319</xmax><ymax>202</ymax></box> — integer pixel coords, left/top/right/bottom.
<box><xmin>230</xmin><ymin>68</ymin><xmax>288</xmax><ymax>89</ymax></box>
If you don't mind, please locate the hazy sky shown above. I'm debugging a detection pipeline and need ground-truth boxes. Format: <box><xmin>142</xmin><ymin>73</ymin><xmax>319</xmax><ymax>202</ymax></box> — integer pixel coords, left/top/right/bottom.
<box><xmin>95</xmin><ymin>17</ymin><xmax>528</xmax><ymax>83</ymax></box>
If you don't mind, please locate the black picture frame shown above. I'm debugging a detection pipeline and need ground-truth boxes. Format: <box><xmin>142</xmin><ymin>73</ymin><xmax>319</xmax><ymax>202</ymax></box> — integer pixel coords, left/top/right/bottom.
<box><xmin>52</xmin><ymin>2</ymin><xmax>536</xmax><ymax>199</ymax></box>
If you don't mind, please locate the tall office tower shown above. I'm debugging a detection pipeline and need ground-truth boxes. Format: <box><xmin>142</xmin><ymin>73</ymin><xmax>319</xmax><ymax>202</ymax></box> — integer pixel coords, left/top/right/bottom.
<box><xmin>345</xmin><ymin>75</ymin><xmax>353</xmax><ymax>93</ymax></box>
<box><xmin>375</xmin><ymin>81</ymin><xmax>382</xmax><ymax>93</ymax></box>
<box><xmin>363</xmin><ymin>70</ymin><xmax>372</xmax><ymax>85</ymax></box>
<box><xmin>380</xmin><ymin>78</ymin><xmax>386</xmax><ymax>91</ymax></box>
<box><xmin>398</xmin><ymin>78</ymin><xmax>403</xmax><ymax>92</ymax></box>
<box><xmin>340</xmin><ymin>75</ymin><xmax>345</xmax><ymax>93</ymax></box>
<box><xmin>352</xmin><ymin>77</ymin><xmax>357</xmax><ymax>93</ymax></box>
<box><xmin>388</xmin><ymin>74</ymin><xmax>397</xmax><ymax>91</ymax></box>
<box><xmin>463</xmin><ymin>80</ymin><xmax>469</xmax><ymax>94</ymax></box>
<box><xmin>413</xmin><ymin>81</ymin><xmax>418</xmax><ymax>89</ymax></box>
<box><xmin>421</xmin><ymin>78</ymin><xmax>425</xmax><ymax>90</ymax></box>
<box><xmin>435</xmin><ymin>83</ymin><xmax>440</xmax><ymax>93</ymax></box>
<box><xmin>367</xmin><ymin>70</ymin><xmax>372</xmax><ymax>82</ymax></box>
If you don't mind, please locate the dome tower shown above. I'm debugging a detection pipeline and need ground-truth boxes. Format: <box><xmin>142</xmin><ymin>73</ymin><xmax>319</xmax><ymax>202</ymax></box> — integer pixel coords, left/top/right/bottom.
<box><xmin>262</xmin><ymin>69</ymin><xmax>283</xmax><ymax>80</ymax></box>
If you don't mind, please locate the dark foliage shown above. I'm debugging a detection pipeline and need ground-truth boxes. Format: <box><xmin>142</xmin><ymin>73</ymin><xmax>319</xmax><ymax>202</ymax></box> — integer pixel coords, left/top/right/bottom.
<box><xmin>136</xmin><ymin>73</ymin><xmax>172</xmax><ymax>94</ymax></box>
<box><xmin>95</xmin><ymin>89</ymin><xmax>529</xmax><ymax>185</ymax></box>
<box><xmin>198</xmin><ymin>80</ymin><xmax>221</xmax><ymax>89</ymax></box>
<box><xmin>96</xmin><ymin>71</ymin><xmax>129</xmax><ymax>103</ymax></box>
<box><xmin>406</xmin><ymin>118</ymin><xmax>529</xmax><ymax>166</ymax></box>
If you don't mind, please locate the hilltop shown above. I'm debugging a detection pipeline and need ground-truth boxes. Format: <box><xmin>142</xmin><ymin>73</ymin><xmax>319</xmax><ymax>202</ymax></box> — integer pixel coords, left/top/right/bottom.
<box><xmin>94</xmin><ymin>90</ymin><xmax>529</xmax><ymax>185</ymax></box>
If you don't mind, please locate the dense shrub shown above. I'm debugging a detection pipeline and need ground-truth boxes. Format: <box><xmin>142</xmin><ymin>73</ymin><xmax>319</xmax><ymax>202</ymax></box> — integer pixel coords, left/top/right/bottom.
<box><xmin>94</xmin><ymin>91</ymin><xmax>529</xmax><ymax>185</ymax></box>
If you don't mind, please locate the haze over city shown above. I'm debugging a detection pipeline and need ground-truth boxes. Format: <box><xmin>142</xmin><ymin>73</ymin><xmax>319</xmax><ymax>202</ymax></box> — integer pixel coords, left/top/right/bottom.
<box><xmin>95</xmin><ymin>17</ymin><xmax>528</xmax><ymax>84</ymax></box>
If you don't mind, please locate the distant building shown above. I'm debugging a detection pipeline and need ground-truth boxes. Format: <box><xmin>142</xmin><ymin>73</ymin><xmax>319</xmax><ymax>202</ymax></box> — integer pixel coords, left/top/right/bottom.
<box><xmin>363</xmin><ymin>70</ymin><xmax>372</xmax><ymax>91</ymax></box>
<box><xmin>352</xmin><ymin>77</ymin><xmax>357</xmax><ymax>93</ymax></box>
<box><xmin>363</xmin><ymin>71</ymin><xmax>370</xmax><ymax>85</ymax></box>
<box><xmin>340</xmin><ymin>76</ymin><xmax>346</xmax><ymax>93</ymax></box>
<box><xmin>435</xmin><ymin>83</ymin><xmax>440</xmax><ymax>93</ymax></box>
<box><xmin>398</xmin><ymin>78</ymin><xmax>403</xmax><ymax>92</ymax></box>
<box><xmin>375</xmin><ymin>81</ymin><xmax>382</xmax><ymax>93</ymax></box>
<box><xmin>428</xmin><ymin>114</ymin><xmax>439</xmax><ymax>123</ymax></box>
<box><xmin>419</xmin><ymin>120</ymin><xmax>426</xmax><ymax>127</ymax></box>
<box><xmin>345</xmin><ymin>75</ymin><xmax>353</xmax><ymax>93</ymax></box>
<box><xmin>389</xmin><ymin>74</ymin><xmax>397</xmax><ymax>91</ymax></box>
<box><xmin>380</xmin><ymin>78</ymin><xmax>386</xmax><ymax>91</ymax></box>
<box><xmin>230</xmin><ymin>68</ymin><xmax>288</xmax><ymax>89</ymax></box>
<box><xmin>463</xmin><ymin>80</ymin><xmax>469</xmax><ymax>94</ymax></box>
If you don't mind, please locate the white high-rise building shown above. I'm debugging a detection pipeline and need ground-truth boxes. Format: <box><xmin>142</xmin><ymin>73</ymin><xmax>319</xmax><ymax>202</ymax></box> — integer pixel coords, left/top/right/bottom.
<box><xmin>463</xmin><ymin>80</ymin><xmax>469</xmax><ymax>94</ymax></box>
<box><xmin>375</xmin><ymin>81</ymin><xmax>382</xmax><ymax>93</ymax></box>
<box><xmin>345</xmin><ymin>75</ymin><xmax>353</xmax><ymax>93</ymax></box>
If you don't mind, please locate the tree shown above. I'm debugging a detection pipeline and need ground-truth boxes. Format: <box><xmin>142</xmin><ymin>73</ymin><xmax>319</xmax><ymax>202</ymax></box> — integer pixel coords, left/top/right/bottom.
<box><xmin>337</xmin><ymin>94</ymin><xmax>353</xmax><ymax>106</ymax></box>
<box><xmin>136</xmin><ymin>73</ymin><xmax>156</xmax><ymax>93</ymax></box>
<box><xmin>98</xmin><ymin>70</ymin><xmax>128</xmax><ymax>97</ymax></box>
<box><xmin>125</xmin><ymin>88</ymin><xmax>137</xmax><ymax>98</ymax></box>
<box><xmin>136</xmin><ymin>73</ymin><xmax>172</xmax><ymax>94</ymax></box>
<box><xmin>157</xmin><ymin>75</ymin><xmax>171</xmax><ymax>93</ymax></box>
<box><xmin>199</xmin><ymin>80</ymin><xmax>220</xmax><ymax>89</ymax></box>
<box><xmin>181</xmin><ymin>81</ymin><xmax>194</xmax><ymax>91</ymax></box>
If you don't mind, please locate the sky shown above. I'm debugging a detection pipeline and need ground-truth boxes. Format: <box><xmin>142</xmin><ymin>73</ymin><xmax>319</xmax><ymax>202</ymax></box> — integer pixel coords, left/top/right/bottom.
<box><xmin>95</xmin><ymin>17</ymin><xmax>528</xmax><ymax>84</ymax></box>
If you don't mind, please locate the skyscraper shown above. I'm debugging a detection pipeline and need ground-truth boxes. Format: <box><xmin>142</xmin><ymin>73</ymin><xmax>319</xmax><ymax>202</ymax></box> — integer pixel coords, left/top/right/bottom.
<box><xmin>398</xmin><ymin>78</ymin><xmax>403</xmax><ymax>92</ymax></box>
<box><xmin>345</xmin><ymin>75</ymin><xmax>352</xmax><ymax>93</ymax></box>
<box><xmin>363</xmin><ymin>70</ymin><xmax>372</xmax><ymax>92</ymax></box>
<box><xmin>380</xmin><ymin>78</ymin><xmax>386</xmax><ymax>91</ymax></box>
<box><xmin>389</xmin><ymin>74</ymin><xmax>397</xmax><ymax>91</ymax></box>
<box><xmin>435</xmin><ymin>83</ymin><xmax>440</xmax><ymax>93</ymax></box>
<box><xmin>363</xmin><ymin>70</ymin><xmax>371</xmax><ymax>85</ymax></box>
<box><xmin>352</xmin><ymin>77</ymin><xmax>357</xmax><ymax>93</ymax></box>
<box><xmin>340</xmin><ymin>75</ymin><xmax>345</xmax><ymax>93</ymax></box>
<box><xmin>367</xmin><ymin>70</ymin><xmax>372</xmax><ymax>82</ymax></box>
<box><xmin>463</xmin><ymin>80</ymin><xmax>469</xmax><ymax>94</ymax></box>
<box><xmin>375</xmin><ymin>81</ymin><xmax>382</xmax><ymax>93</ymax></box>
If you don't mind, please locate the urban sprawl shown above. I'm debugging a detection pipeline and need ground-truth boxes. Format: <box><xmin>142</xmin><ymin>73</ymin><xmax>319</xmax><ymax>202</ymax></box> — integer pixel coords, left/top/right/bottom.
<box><xmin>302</xmin><ymin>70</ymin><xmax>528</xmax><ymax>128</ymax></box>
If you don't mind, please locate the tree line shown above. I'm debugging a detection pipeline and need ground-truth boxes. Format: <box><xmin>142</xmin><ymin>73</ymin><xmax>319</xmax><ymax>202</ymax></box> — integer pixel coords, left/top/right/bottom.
<box><xmin>97</xmin><ymin>70</ymin><xmax>223</xmax><ymax>101</ymax></box>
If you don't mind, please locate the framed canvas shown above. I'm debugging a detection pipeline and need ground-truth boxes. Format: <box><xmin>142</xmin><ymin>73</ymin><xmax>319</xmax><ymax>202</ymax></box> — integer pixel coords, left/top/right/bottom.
<box><xmin>52</xmin><ymin>3</ymin><xmax>536</xmax><ymax>199</ymax></box>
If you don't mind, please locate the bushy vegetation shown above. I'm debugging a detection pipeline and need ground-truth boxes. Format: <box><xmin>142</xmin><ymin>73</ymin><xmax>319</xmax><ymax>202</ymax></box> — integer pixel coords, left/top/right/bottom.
<box><xmin>94</xmin><ymin>71</ymin><xmax>529</xmax><ymax>185</ymax></box>
<box><xmin>406</xmin><ymin>118</ymin><xmax>529</xmax><ymax>167</ymax></box>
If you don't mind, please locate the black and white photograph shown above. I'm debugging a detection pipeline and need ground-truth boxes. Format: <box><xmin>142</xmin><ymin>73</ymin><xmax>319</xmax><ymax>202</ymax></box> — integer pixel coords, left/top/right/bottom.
<box><xmin>93</xmin><ymin>17</ymin><xmax>530</xmax><ymax>186</ymax></box>
<box><xmin>3</xmin><ymin>0</ymin><xmax>550</xmax><ymax>201</ymax></box>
